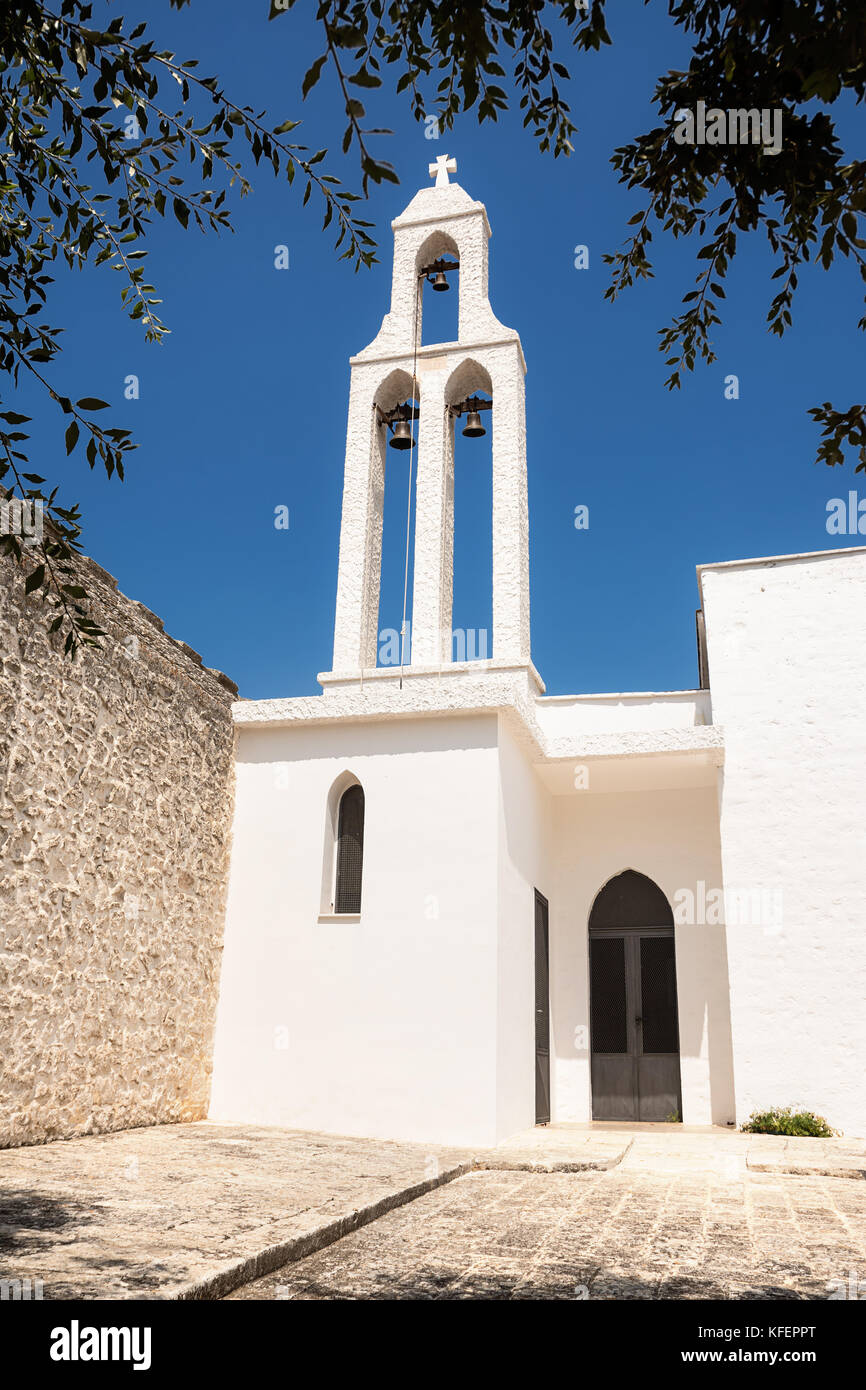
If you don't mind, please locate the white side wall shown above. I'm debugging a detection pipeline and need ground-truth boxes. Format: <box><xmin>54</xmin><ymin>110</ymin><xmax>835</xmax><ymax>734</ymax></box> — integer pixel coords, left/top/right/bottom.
<box><xmin>550</xmin><ymin>785</ymin><xmax>735</xmax><ymax>1126</ymax></box>
<box><xmin>703</xmin><ymin>550</ymin><xmax>866</xmax><ymax>1137</ymax></box>
<box><xmin>210</xmin><ymin>715</ymin><xmax>503</xmax><ymax>1148</ymax></box>
<box><xmin>495</xmin><ymin>720</ymin><xmax>553</xmax><ymax>1138</ymax></box>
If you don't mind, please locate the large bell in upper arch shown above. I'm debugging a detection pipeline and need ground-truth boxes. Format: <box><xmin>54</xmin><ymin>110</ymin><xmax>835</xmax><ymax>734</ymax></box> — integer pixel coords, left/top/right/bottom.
<box><xmin>461</xmin><ymin>396</ymin><xmax>487</xmax><ymax>439</ymax></box>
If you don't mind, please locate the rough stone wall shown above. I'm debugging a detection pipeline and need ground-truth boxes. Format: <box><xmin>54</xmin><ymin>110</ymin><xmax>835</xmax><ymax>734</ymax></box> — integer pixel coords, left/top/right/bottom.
<box><xmin>0</xmin><ymin>547</ymin><xmax>237</xmax><ymax>1147</ymax></box>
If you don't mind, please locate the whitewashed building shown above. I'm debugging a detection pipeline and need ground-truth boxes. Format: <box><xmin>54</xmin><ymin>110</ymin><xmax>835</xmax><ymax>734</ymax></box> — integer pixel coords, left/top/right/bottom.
<box><xmin>209</xmin><ymin>162</ymin><xmax>866</xmax><ymax>1148</ymax></box>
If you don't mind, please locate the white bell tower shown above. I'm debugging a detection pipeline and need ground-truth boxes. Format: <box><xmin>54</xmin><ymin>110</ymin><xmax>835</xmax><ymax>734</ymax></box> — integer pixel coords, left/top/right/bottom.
<box><xmin>322</xmin><ymin>159</ymin><xmax>533</xmax><ymax>687</ymax></box>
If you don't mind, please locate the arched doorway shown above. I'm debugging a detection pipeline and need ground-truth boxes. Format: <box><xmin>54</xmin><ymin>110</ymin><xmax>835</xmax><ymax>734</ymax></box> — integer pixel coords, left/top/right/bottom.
<box><xmin>588</xmin><ymin>870</ymin><xmax>682</xmax><ymax>1122</ymax></box>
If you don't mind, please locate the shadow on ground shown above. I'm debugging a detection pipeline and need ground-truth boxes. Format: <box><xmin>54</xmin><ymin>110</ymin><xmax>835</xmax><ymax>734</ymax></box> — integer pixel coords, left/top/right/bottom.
<box><xmin>0</xmin><ymin>1188</ymin><xmax>97</xmax><ymax>1257</ymax></box>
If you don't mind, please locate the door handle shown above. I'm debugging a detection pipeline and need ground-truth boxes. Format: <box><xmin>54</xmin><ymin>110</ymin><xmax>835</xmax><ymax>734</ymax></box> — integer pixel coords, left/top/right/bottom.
<box><xmin>635</xmin><ymin>1017</ymin><xmax>643</xmax><ymax>1024</ymax></box>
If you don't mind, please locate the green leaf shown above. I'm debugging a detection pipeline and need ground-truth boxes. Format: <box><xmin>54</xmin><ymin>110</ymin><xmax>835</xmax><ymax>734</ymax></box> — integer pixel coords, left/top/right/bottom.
<box><xmin>65</xmin><ymin>421</ymin><xmax>80</xmax><ymax>455</ymax></box>
<box><xmin>302</xmin><ymin>55</ymin><xmax>327</xmax><ymax>100</ymax></box>
<box><xmin>25</xmin><ymin>565</ymin><xmax>45</xmax><ymax>594</ymax></box>
<box><xmin>77</xmin><ymin>398</ymin><xmax>110</xmax><ymax>411</ymax></box>
<box><xmin>173</xmin><ymin>197</ymin><xmax>190</xmax><ymax>229</ymax></box>
<box><xmin>349</xmin><ymin>68</ymin><xmax>382</xmax><ymax>89</ymax></box>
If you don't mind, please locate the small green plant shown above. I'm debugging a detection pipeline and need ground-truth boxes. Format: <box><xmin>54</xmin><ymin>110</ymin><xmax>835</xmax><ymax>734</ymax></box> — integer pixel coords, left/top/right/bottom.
<box><xmin>741</xmin><ymin>1106</ymin><xmax>839</xmax><ymax>1138</ymax></box>
<box><xmin>664</xmin><ymin>1110</ymin><xmax>681</xmax><ymax>1124</ymax></box>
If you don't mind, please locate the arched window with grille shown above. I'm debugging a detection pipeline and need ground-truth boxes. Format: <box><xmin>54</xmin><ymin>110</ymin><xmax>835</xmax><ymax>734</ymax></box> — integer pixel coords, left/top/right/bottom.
<box><xmin>334</xmin><ymin>783</ymin><xmax>365</xmax><ymax>914</ymax></box>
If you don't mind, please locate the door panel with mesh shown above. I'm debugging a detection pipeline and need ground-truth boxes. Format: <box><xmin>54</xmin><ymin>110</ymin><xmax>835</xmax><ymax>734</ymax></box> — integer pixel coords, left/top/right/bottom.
<box><xmin>590</xmin><ymin>936</ymin><xmax>629</xmax><ymax>1054</ymax></box>
<box><xmin>639</xmin><ymin>935</ymin><xmax>679</xmax><ymax>1055</ymax></box>
<box><xmin>589</xmin><ymin>934</ymin><xmax>635</xmax><ymax>1119</ymax></box>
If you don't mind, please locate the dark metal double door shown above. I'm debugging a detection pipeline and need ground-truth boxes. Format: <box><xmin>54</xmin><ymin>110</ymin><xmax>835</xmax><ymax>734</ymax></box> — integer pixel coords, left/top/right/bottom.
<box><xmin>589</xmin><ymin>926</ymin><xmax>681</xmax><ymax>1122</ymax></box>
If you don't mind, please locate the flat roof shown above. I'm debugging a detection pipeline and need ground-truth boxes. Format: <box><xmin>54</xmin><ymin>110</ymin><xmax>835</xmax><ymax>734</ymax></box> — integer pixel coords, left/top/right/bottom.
<box><xmin>696</xmin><ymin>543</ymin><xmax>866</xmax><ymax>604</ymax></box>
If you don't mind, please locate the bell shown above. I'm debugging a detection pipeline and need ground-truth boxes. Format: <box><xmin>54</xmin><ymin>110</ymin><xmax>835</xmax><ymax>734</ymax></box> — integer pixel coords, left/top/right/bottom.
<box><xmin>390</xmin><ymin>416</ymin><xmax>415</xmax><ymax>451</ymax></box>
<box><xmin>462</xmin><ymin>407</ymin><xmax>485</xmax><ymax>439</ymax></box>
<box><xmin>430</xmin><ymin>269</ymin><xmax>449</xmax><ymax>292</ymax></box>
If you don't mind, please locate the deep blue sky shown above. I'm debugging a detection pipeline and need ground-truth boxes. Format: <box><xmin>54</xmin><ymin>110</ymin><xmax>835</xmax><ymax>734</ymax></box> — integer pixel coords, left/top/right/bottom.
<box><xmin>14</xmin><ymin>2</ymin><xmax>865</xmax><ymax>698</ymax></box>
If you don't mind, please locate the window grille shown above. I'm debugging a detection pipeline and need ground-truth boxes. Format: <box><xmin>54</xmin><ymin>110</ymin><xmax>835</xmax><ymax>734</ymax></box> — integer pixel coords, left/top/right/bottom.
<box><xmin>335</xmin><ymin>784</ymin><xmax>364</xmax><ymax>914</ymax></box>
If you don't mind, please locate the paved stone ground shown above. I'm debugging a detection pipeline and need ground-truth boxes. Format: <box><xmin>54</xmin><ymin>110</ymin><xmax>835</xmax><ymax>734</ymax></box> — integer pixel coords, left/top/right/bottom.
<box><xmin>0</xmin><ymin>1122</ymin><xmax>473</xmax><ymax>1299</ymax></box>
<box><xmin>227</xmin><ymin>1165</ymin><xmax>866</xmax><ymax>1301</ymax></box>
<box><xmin>1</xmin><ymin>1121</ymin><xmax>864</xmax><ymax>1300</ymax></box>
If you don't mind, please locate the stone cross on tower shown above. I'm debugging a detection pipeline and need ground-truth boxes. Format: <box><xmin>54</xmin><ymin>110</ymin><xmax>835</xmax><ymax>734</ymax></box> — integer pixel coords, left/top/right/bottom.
<box><xmin>324</xmin><ymin>166</ymin><xmax>532</xmax><ymax>684</ymax></box>
<box><xmin>428</xmin><ymin>153</ymin><xmax>457</xmax><ymax>188</ymax></box>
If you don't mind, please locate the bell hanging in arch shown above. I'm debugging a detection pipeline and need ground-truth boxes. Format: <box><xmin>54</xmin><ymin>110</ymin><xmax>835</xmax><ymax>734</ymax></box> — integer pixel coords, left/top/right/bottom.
<box><xmin>430</xmin><ymin>268</ymin><xmax>449</xmax><ymax>292</ymax></box>
<box><xmin>390</xmin><ymin>416</ymin><xmax>415</xmax><ymax>451</ymax></box>
<box><xmin>462</xmin><ymin>401</ymin><xmax>486</xmax><ymax>439</ymax></box>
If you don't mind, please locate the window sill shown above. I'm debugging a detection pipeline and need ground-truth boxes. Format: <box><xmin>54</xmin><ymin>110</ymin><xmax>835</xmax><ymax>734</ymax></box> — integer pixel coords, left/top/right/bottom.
<box><xmin>317</xmin><ymin>912</ymin><xmax>361</xmax><ymax>924</ymax></box>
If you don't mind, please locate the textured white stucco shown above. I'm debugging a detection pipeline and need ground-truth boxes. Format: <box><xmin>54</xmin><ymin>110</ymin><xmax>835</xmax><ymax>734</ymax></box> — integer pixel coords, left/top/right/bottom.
<box><xmin>329</xmin><ymin>175</ymin><xmax>530</xmax><ymax>676</ymax></box>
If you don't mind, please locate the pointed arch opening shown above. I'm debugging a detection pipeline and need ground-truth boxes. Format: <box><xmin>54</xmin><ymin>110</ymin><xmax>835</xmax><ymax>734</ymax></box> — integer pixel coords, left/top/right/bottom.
<box><xmin>589</xmin><ymin>870</ymin><xmax>674</xmax><ymax>930</ymax></box>
<box><xmin>373</xmin><ymin>369</ymin><xmax>418</xmax><ymax>669</ymax></box>
<box><xmin>416</xmin><ymin>231</ymin><xmax>460</xmax><ymax>347</ymax></box>
<box><xmin>320</xmin><ymin>772</ymin><xmax>365</xmax><ymax>917</ymax></box>
<box><xmin>445</xmin><ymin>359</ymin><xmax>493</xmax><ymax>663</ymax></box>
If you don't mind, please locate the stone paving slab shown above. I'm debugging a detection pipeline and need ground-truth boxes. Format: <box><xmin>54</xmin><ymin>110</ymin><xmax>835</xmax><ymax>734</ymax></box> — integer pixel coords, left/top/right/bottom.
<box><xmin>0</xmin><ymin>1122</ymin><xmax>475</xmax><ymax>1300</ymax></box>
<box><xmin>743</xmin><ymin>1135</ymin><xmax>866</xmax><ymax>1180</ymax></box>
<box><xmin>228</xmin><ymin>1165</ymin><xmax>866</xmax><ymax>1301</ymax></box>
<box><xmin>481</xmin><ymin>1124</ymin><xmax>629</xmax><ymax>1171</ymax></box>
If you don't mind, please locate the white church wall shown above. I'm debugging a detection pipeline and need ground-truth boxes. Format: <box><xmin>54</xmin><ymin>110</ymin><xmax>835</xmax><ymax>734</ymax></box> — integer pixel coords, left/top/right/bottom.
<box><xmin>495</xmin><ymin>719</ymin><xmax>553</xmax><ymax>1139</ymax></box>
<box><xmin>209</xmin><ymin>713</ymin><xmax>507</xmax><ymax>1148</ymax></box>
<box><xmin>702</xmin><ymin>548</ymin><xmax>866</xmax><ymax>1137</ymax></box>
<box><xmin>550</xmin><ymin>785</ymin><xmax>735</xmax><ymax>1127</ymax></box>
